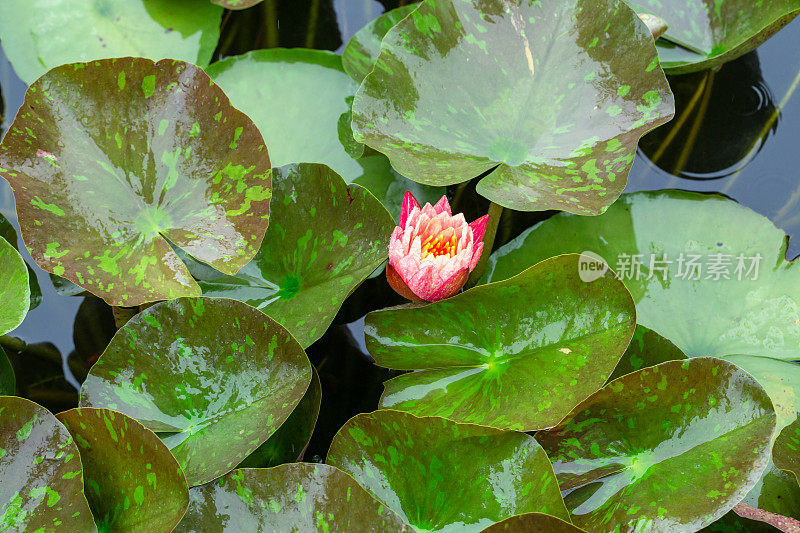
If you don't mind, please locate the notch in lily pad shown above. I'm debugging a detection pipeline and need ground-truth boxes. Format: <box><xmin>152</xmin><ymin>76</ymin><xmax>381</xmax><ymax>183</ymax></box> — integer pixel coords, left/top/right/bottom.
<box><xmin>79</xmin><ymin>297</ymin><xmax>313</xmax><ymax>486</ymax></box>
<box><xmin>352</xmin><ymin>0</ymin><xmax>675</xmax><ymax>213</ymax></box>
<box><xmin>0</xmin><ymin>57</ymin><xmax>272</xmax><ymax>307</ymax></box>
<box><xmin>326</xmin><ymin>409</ymin><xmax>570</xmax><ymax>531</ymax></box>
<box><xmin>536</xmin><ymin>358</ymin><xmax>776</xmax><ymax>531</ymax></box>
<box><xmin>367</xmin><ymin>254</ymin><xmax>636</xmax><ymax>431</ymax></box>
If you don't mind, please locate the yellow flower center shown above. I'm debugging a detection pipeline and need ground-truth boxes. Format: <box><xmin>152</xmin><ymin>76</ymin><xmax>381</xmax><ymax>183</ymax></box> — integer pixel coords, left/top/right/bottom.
<box><xmin>421</xmin><ymin>234</ymin><xmax>457</xmax><ymax>259</ymax></box>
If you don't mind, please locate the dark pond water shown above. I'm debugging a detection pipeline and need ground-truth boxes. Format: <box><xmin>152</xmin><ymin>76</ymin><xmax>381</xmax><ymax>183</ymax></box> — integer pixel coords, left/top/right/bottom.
<box><xmin>1</xmin><ymin>0</ymin><xmax>799</xmax><ymax>458</ymax></box>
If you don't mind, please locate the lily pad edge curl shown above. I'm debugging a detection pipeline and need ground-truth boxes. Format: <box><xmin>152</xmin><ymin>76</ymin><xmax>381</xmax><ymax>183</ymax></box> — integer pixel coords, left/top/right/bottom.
<box><xmin>0</xmin><ymin>57</ymin><xmax>272</xmax><ymax>307</ymax></box>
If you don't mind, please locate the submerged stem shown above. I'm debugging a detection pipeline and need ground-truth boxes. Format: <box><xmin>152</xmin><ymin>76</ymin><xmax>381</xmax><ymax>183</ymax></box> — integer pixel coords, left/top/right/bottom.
<box><xmin>466</xmin><ymin>201</ymin><xmax>503</xmax><ymax>289</ymax></box>
<box><xmin>0</xmin><ymin>335</ymin><xmax>61</xmax><ymax>365</ymax></box>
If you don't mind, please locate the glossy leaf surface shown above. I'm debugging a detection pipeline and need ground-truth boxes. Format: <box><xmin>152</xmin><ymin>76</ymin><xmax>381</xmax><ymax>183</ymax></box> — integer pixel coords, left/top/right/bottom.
<box><xmin>0</xmin><ymin>58</ymin><xmax>272</xmax><ymax>306</ymax></box>
<box><xmin>480</xmin><ymin>513</ymin><xmax>585</xmax><ymax>533</ymax></box>
<box><xmin>607</xmin><ymin>325</ymin><xmax>686</xmax><ymax>382</ymax></box>
<box><xmin>212</xmin><ymin>0</ymin><xmax>263</xmax><ymax>9</ymax></box>
<box><xmin>537</xmin><ymin>358</ymin><xmax>776</xmax><ymax>532</ymax></box>
<box><xmin>352</xmin><ymin>0</ymin><xmax>674</xmax><ymax>213</ymax></box>
<box><xmin>0</xmin><ymin>396</ymin><xmax>96</xmax><ymax>532</ymax></box>
<box><xmin>207</xmin><ymin>49</ymin><xmax>366</xmax><ymax>182</ymax></box>
<box><xmin>739</xmin><ymin>462</ymin><xmax>800</xmax><ymax>529</ymax></box>
<box><xmin>629</xmin><ymin>0</ymin><xmax>800</xmax><ymax>73</ymax></box>
<box><xmin>176</xmin><ymin>464</ymin><xmax>408</xmax><ymax>532</ymax></box>
<box><xmin>0</xmin><ymin>0</ymin><xmax>222</xmax><ymax>84</ymax></box>
<box><xmin>368</xmin><ymin>254</ymin><xmax>636</xmax><ymax>430</ymax></box>
<box><xmin>326</xmin><ymin>410</ymin><xmax>570</xmax><ymax>531</ymax></box>
<box><xmin>236</xmin><ymin>368</ymin><xmax>321</xmax><ymax>469</ymax></box>
<box><xmin>57</xmin><ymin>407</ymin><xmax>189</xmax><ymax>532</ymax></box>
<box><xmin>484</xmin><ymin>191</ymin><xmax>800</xmax><ymax>361</ymax></box>
<box><xmin>79</xmin><ymin>297</ymin><xmax>312</xmax><ymax>485</ymax></box>
<box><xmin>0</xmin><ymin>213</ymin><xmax>42</xmax><ymax>310</ymax></box>
<box><xmin>193</xmin><ymin>163</ymin><xmax>394</xmax><ymax>348</ymax></box>
<box><xmin>0</xmin><ymin>236</ymin><xmax>29</xmax><ymax>335</ymax></box>
<box><xmin>342</xmin><ymin>4</ymin><xmax>417</xmax><ymax>83</ymax></box>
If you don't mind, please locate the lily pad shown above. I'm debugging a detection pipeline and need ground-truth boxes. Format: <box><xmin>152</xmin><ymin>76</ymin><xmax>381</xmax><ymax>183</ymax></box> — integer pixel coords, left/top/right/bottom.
<box><xmin>79</xmin><ymin>297</ymin><xmax>313</xmax><ymax>486</ymax></box>
<box><xmin>0</xmin><ymin>0</ymin><xmax>223</xmax><ymax>84</ymax></box>
<box><xmin>0</xmin><ymin>236</ymin><xmax>29</xmax><ymax>335</ymax></box>
<box><xmin>480</xmin><ymin>513</ymin><xmax>585</xmax><ymax>533</ymax></box>
<box><xmin>607</xmin><ymin>325</ymin><xmax>686</xmax><ymax>382</ymax></box>
<box><xmin>0</xmin><ymin>396</ymin><xmax>96</xmax><ymax>532</ymax></box>
<box><xmin>342</xmin><ymin>4</ymin><xmax>418</xmax><ymax>83</ymax></box>
<box><xmin>351</xmin><ymin>0</ymin><xmax>674</xmax><ymax>213</ymax></box>
<box><xmin>236</xmin><ymin>367</ymin><xmax>321</xmax><ymax>469</ymax></box>
<box><xmin>191</xmin><ymin>163</ymin><xmax>394</xmax><ymax>348</ymax></box>
<box><xmin>484</xmin><ymin>191</ymin><xmax>800</xmax><ymax>361</ymax></box>
<box><xmin>774</xmin><ymin>418</ymin><xmax>799</xmax><ymax>483</ymax></box>
<box><xmin>175</xmin><ymin>464</ymin><xmax>408</xmax><ymax>532</ymax></box>
<box><xmin>628</xmin><ymin>0</ymin><xmax>800</xmax><ymax>73</ymax></box>
<box><xmin>0</xmin><ymin>213</ymin><xmax>42</xmax><ymax>310</ymax></box>
<box><xmin>536</xmin><ymin>358</ymin><xmax>776</xmax><ymax>531</ymax></box>
<box><xmin>0</xmin><ymin>349</ymin><xmax>13</xmax><ymax>395</ymax></box>
<box><xmin>326</xmin><ymin>409</ymin><xmax>570</xmax><ymax>531</ymax></box>
<box><xmin>0</xmin><ymin>58</ymin><xmax>272</xmax><ymax>307</ymax></box>
<box><xmin>206</xmin><ymin>49</ymin><xmax>368</xmax><ymax>182</ymax></box>
<box><xmin>367</xmin><ymin>254</ymin><xmax>636</xmax><ymax>430</ymax></box>
<box><xmin>738</xmin><ymin>462</ymin><xmax>800</xmax><ymax>528</ymax></box>
<box><xmin>56</xmin><ymin>407</ymin><xmax>189</xmax><ymax>532</ymax></box>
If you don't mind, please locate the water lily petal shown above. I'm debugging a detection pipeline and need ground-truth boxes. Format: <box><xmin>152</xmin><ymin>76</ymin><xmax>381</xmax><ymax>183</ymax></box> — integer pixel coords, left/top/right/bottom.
<box><xmin>400</xmin><ymin>190</ymin><xmax>420</xmax><ymax>226</ymax></box>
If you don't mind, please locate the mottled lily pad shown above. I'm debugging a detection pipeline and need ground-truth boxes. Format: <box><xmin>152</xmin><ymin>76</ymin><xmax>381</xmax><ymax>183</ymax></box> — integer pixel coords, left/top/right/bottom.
<box><xmin>191</xmin><ymin>163</ymin><xmax>394</xmax><ymax>348</ymax></box>
<box><xmin>481</xmin><ymin>513</ymin><xmax>585</xmax><ymax>533</ymax></box>
<box><xmin>367</xmin><ymin>254</ymin><xmax>636</xmax><ymax>430</ymax></box>
<box><xmin>607</xmin><ymin>325</ymin><xmax>686</xmax><ymax>383</ymax></box>
<box><xmin>628</xmin><ymin>0</ymin><xmax>800</xmax><ymax>73</ymax></box>
<box><xmin>484</xmin><ymin>191</ymin><xmax>800</xmax><ymax>361</ymax></box>
<box><xmin>206</xmin><ymin>49</ymin><xmax>368</xmax><ymax>182</ymax></box>
<box><xmin>236</xmin><ymin>368</ymin><xmax>321</xmax><ymax>469</ymax></box>
<box><xmin>342</xmin><ymin>4</ymin><xmax>418</xmax><ymax>83</ymax></box>
<box><xmin>352</xmin><ymin>0</ymin><xmax>674</xmax><ymax>213</ymax></box>
<box><xmin>0</xmin><ymin>396</ymin><xmax>96</xmax><ymax>532</ymax></box>
<box><xmin>175</xmin><ymin>464</ymin><xmax>408</xmax><ymax>532</ymax></box>
<box><xmin>0</xmin><ymin>58</ymin><xmax>272</xmax><ymax>307</ymax></box>
<box><xmin>774</xmin><ymin>418</ymin><xmax>800</xmax><ymax>484</ymax></box>
<box><xmin>0</xmin><ymin>236</ymin><xmax>29</xmax><ymax>335</ymax></box>
<box><xmin>326</xmin><ymin>409</ymin><xmax>570</xmax><ymax>531</ymax></box>
<box><xmin>536</xmin><ymin>358</ymin><xmax>776</xmax><ymax>531</ymax></box>
<box><xmin>0</xmin><ymin>0</ymin><xmax>222</xmax><ymax>84</ymax></box>
<box><xmin>79</xmin><ymin>297</ymin><xmax>312</xmax><ymax>485</ymax></box>
<box><xmin>57</xmin><ymin>407</ymin><xmax>189</xmax><ymax>533</ymax></box>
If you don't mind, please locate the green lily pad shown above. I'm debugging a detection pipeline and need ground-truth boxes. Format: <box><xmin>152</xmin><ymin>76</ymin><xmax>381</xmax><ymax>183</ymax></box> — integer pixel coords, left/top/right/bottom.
<box><xmin>0</xmin><ymin>396</ymin><xmax>96</xmax><ymax>532</ymax></box>
<box><xmin>607</xmin><ymin>325</ymin><xmax>686</xmax><ymax>382</ymax></box>
<box><xmin>0</xmin><ymin>349</ymin><xmax>14</xmax><ymax>395</ymax></box>
<box><xmin>739</xmin><ymin>462</ymin><xmax>800</xmax><ymax>527</ymax></box>
<box><xmin>206</xmin><ymin>49</ymin><xmax>368</xmax><ymax>182</ymax></box>
<box><xmin>326</xmin><ymin>409</ymin><xmax>570</xmax><ymax>531</ymax></box>
<box><xmin>367</xmin><ymin>254</ymin><xmax>636</xmax><ymax>430</ymax></box>
<box><xmin>342</xmin><ymin>4</ymin><xmax>418</xmax><ymax>83</ymax></box>
<box><xmin>351</xmin><ymin>0</ymin><xmax>674</xmax><ymax>213</ymax></box>
<box><xmin>175</xmin><ymin>463</ymin><xmax>408</xmax><ymax>532</ymax></box>
<box><xmin>701</xmin><ymin>510</ymin><xmax>783</xmax><ymax>532</ymax></box>
<box><xmin>236</xmin><ymin>367</ymin><xmax>321</xmax><ymax>469</ymax></box>
<box><xmin>0</xmin><ymin>213</ymin><xmax>42</xmax><ymax>310</ymax></box>
<box><xmin>480</xmin><ymin>513</ymin><xmax>584</xmax><ymax>533</ymax></box>
<box><xmin>536</xmin><ymin>358</ymin><xmax>777</xmax><ymax>531</ymax></box>
<box><xmin>0</xmin><ymin>58</ymin><xmax>272</xmax><ymax>307</ymax></box>
<box><xmin>774</xmin><ymin>418</ymin><xmax>800</xmax><ymax>484</ymax></box>
<box><xmin>0</xmin><ymin>236</ymin><xmax>29</xmax><ymax>336</ymax></box>
<box><xmin>0</xmin><ymin>0</ymin><xmax>222</xmax><ymax>84</ymax></box>
<box><xmin>484</xmin><ymin>191</ymin><xmax>800</xmax><ymax>361</ymax></box>
<box><xmin>56</xmin><ymin>407</ymin><xmax>189</xmax><ymax>532</ymax></box>
<box><xmin>79</xmin><ymin>297</ymin><xmax>313</xmax><ymax>486</ymax></box>
<box><xmin>628</xmin><ymin>0</ymin><xmax>800</xmax><ymax>74</ymax></box>
<box><xmin>191</xmin><ymin>163</ymin><xmax>394</xmax><ymax>348</ymax></box>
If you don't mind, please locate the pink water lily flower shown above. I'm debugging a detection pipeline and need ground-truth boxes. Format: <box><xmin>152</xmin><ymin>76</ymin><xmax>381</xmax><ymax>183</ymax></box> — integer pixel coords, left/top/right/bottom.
<box><xmin>387</xmin><ymin>191</ymin><xmax>489</xmax><ymax>302</ymax></box>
